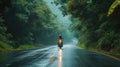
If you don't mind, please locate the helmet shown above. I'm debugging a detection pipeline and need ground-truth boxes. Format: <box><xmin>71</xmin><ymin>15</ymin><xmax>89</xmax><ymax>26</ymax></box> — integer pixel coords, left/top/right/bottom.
<box><xmin>59</xmin><ymin>34</ymin><xmax>62</xmax><ymax>38</ymax></box>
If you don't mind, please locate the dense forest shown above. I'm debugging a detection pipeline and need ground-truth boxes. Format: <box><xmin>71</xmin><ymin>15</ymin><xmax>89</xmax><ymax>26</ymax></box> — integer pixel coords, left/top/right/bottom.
<box><xmin>0</xmin><ymin>0</ymin><xmax>71</xmax><ymax>52</ymax></box>
<box><xmin>0</xmin><ymin>0</ymin><xmax>120</xmax><ymax>57</ymax></box>
<box><xmin>54</xmin><ymin>0</ymin><xmax>120</xmax><ymax>56</ymax></box>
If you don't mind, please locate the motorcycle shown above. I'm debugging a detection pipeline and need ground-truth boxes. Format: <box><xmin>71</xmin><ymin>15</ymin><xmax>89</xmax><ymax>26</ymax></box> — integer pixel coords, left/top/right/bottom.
<box><xmin>58</xmin><ymin>35</ymin><xmax>63</xmax><ymax>49</ymax></box>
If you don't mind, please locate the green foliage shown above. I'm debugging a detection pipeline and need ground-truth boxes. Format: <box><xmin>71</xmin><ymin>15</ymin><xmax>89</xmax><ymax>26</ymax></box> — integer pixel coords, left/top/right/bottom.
<box><xmin>0</xmin><ymin>17</ymin><xmax>10</xmax><ymax>43</ymax></box>
<box><xmin>16</xmin><ymin>44</ymin><xmax>36</xmax><ymax>50</ymax></box>
<box><xmin>108</xmin><ymin>0</ymin><xmax>120</xmax><ymax>16</ymax></box>
<box><xmin>97</xmin><ymin>31</ymin><xmax>119</xmax><ymax>51</ymax></box>
<box><xmin>0</xmin><ymin>0</ymin><xmax>67</xmax><ymax>51</ymax></box>
<box><xmin>58</xmin><ymin>0</ymin><xmax>120</xmax><ymax>56</ymax></box>
<box><xmin>0</xmin><ymin>17</ymin><xmax>4</xmax><ymax>22</ymax></box>
<box><xmin>0</xmin><ymin>41</ymin><xmax>13</xmax><ymax>52</ymax></box>
<box><xmin>0</xmin><ymin>17</ymin><xmax>6</xmax><ymax>34</ymax></box>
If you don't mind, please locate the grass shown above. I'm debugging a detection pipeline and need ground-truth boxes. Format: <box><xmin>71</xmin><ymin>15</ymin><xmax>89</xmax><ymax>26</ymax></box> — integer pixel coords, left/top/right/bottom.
<box><xmin>111</xmin><ymin>47</ymin><xmax>120</xmax><ymax>58</ymax></box>
<box><xmin>16</xmin><ymin>44</ymin><xmax>37</xmax><ymax>50</ymax></box>
<box><xmin>0</xmin><ymin>41</ymin><xmax>13</xmax><ymax>52</ymax></box>
<box><xmin>77</xmin><ymin>43</ymin><xmax>86</xmax><ymax>49</ymax></box>
<box><xmin>0</xmin><ymin>41</ymin><xmax>41</xmax><ymax>52</ymax></box>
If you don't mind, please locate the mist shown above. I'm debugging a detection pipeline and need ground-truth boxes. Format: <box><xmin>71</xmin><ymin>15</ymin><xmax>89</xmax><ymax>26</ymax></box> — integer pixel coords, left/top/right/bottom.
<box><xmin>45</xmin><ymin>0</ymin><xmax>77</xmax><ymax>44</ymax></box>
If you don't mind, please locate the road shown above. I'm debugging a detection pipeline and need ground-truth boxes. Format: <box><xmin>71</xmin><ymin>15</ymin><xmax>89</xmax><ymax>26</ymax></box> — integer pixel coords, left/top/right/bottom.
<box><xmin>0</xmin><ymin>44</ymin><xmax>120</xmax><ymax>67</ymax></box>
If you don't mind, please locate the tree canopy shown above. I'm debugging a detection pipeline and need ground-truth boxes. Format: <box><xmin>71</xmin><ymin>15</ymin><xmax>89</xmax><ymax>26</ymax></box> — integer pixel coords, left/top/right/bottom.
<box><xmin>56</xmin><ymin>0</ymin><xmax>120</xmax><ymax>55</ymax></box>
<box><xmin>0</xmin><ymin>0</ymin><xmax>67</xmax><ymax>49</ymax></box>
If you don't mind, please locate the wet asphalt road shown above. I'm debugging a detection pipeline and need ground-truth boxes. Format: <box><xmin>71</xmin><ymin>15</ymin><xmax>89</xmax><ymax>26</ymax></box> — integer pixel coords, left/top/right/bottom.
<box><xmin>0</xmin><ymin>44</ymin><xmax>120</xmax><ymax>67</ymax></box>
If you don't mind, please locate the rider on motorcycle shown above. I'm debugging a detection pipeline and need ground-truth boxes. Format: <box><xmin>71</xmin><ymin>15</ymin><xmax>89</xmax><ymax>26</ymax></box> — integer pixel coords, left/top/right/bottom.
<box><xmin>58</xmin><ymin>34</ymin><xmax>63</xmax><ymax>49</ymax></box>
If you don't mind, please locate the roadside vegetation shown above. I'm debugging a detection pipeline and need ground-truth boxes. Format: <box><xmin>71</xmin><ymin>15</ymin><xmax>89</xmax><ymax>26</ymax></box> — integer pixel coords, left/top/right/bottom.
<box><xmin>0</xmin><ymin>0</ymin><xmax>70</xmax><ymax>52</ymax></box>
<box><xmin>54</xmin><ymin>0</ymin><xmax>120</xmax><ymax>57</ymax></box>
